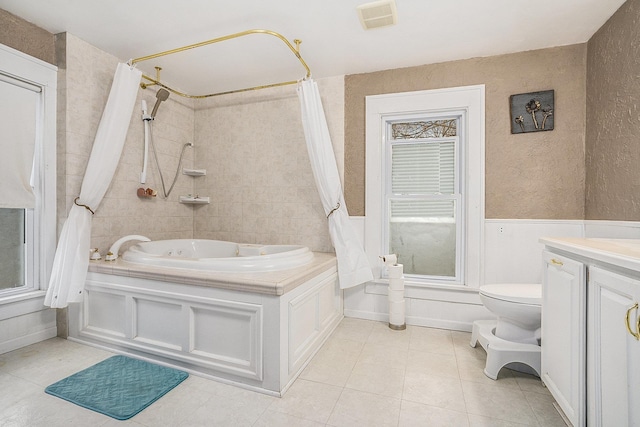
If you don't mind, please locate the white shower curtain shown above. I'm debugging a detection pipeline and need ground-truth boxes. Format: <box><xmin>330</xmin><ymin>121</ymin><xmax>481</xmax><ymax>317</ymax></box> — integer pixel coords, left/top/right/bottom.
<box><xmin>45</xmin><ymin>63</ymin><xmax>141</xmax><ymax>308</ymax></box>
<box><xmin>297</xmin><ymin>79</ymin><xmax>373</xmax><ymax>289</ymax></box>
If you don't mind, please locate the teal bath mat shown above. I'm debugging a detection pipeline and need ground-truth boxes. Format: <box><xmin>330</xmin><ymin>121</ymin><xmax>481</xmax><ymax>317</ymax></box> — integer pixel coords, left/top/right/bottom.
<box><xmin>45</xmin><ymin>355</ymin><xmax>188</xmax><ymax>420</ymax></box>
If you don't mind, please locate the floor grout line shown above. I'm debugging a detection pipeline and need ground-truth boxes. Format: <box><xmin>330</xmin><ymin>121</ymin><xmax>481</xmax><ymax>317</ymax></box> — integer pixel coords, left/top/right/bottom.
<box><xmin>0</xmin><ymin>319</ymin><xmax>561</xmax><ymax>427</ymax></box>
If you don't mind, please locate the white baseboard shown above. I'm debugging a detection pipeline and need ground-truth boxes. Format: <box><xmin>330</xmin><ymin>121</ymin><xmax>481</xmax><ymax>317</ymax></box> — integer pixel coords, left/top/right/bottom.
<box><xmin>0</xmin><ymin>327</ymin><xmax>57</xmax><ymax>354</ymax></box>
<box><xmin>344</xmin><ymin>310</ymin><xmax>483</xmax><ymax>332</ymax></box>
<box><xmin>345</xmin><ymin>297</ymin><xmax>493</xmax><ymax>333</ymax></box>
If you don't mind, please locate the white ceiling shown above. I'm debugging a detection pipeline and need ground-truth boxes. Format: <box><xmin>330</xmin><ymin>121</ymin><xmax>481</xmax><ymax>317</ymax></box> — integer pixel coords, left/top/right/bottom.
<box><xmin>0</xmin><ymin>0</ymin><xmax>626</xmax><ymax>95</ymax></box>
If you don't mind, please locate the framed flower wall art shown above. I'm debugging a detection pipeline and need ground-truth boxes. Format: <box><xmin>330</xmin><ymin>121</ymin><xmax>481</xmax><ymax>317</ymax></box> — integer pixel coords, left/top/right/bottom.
<box><xmin>510</xmin><ymin>90</ymin><xmax>554</xmax><ymax>134</ymax></box>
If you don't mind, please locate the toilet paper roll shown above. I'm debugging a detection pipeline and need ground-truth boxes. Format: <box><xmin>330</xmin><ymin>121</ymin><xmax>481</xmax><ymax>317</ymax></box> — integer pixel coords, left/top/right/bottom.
<box><xmin>380</xmin><ymin>254</ymin><xmax>397</xmax><ymax>265</ymax></box>
<box><xmin>388</xmin><ymin>277</ymin><xmax>405</xmax><ymax>291</ymax></box>
<box><xmin>389</xmin><ymin>299</ymin><xmax>405</xmax><ymax>314</ymax></box>
<box><xmin>389</xmin><ymin>301</ymin><xmax>405</xmax><ymax>325</ymax></box>
<box><xmin>389</xmin><ymin>310</ymin><xmax>405</xmax><ymax>326</ymax></box>
<box><xmin>388</xmin><ymin>264</ymin><xmax>404</xmax><ymax>279</ymax></box>
<box><xmin>388</xmin><ymin>288</ymin><xmax>404</xmax><ymax>303</ymax></box>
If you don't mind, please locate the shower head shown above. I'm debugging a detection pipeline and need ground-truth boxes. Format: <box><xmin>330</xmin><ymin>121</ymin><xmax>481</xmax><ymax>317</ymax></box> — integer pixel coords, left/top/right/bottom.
<box><xmin>150</xmin><ymin>88</ymin><xmax>170</xmax><ymax>119</ymax></box>
<box><xmin>156</xmin><ymin>88</ymin><xmax>170</xmax><ymax>101</ymax></box>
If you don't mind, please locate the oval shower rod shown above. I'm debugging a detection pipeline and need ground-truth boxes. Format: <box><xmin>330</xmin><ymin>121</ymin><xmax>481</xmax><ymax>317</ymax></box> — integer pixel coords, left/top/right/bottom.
<box><xmin>128</xmin><ymin>29</ymin><xmax>312</xmax><ymax>99</ymax></box>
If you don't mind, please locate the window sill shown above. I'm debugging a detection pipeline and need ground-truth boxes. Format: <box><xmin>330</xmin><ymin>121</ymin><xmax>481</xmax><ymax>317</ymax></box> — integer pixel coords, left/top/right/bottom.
<box><xmin>365</xmin><ymin>280</ymin><xmax>482</xmax><ymax>304</ymax></box>
<box><xmin>0</xmin><ymin>290</ymin><xmax>51</xmax><ymax>321</ymax></box>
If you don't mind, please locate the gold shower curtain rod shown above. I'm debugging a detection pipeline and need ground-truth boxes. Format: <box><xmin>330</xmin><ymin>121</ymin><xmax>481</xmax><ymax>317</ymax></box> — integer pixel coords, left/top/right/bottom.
<box><xmin>128</xmin><ymin>29</ymin><xmax>312</xmax><ymax>99</ymax></box>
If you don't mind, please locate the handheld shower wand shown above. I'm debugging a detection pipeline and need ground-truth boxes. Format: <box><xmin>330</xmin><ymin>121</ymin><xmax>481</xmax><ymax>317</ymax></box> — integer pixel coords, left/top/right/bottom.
<box><xmin>140</xmin><ymin>88</ymin><xmax>170</xmax><ymax>183</ymax></box>
<box><xmin>140</xmin><ymin>100</ymin><xmax>150</xmax><ymax>183</ymax></box>
<box><xmin>150</xmin><ymin>88</ymin><xmax>170</xmax><ymax>119</ymax></box>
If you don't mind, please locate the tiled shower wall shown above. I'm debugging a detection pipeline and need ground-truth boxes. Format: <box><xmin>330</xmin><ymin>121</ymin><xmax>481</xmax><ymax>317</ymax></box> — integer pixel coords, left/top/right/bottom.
<box><xmin>57</xmin><ymin>33</ymin><xmax>196</xmax><ymax>254</ymax></box>
<box><xmin>193</xmin><ymin>77</ymin><xmax>345</xmax><ymax>252</ymax></box>
<box><xmin>58</xmin><ymin>33</ymin><xmax>343</xmax><ymax>254</ymax></box>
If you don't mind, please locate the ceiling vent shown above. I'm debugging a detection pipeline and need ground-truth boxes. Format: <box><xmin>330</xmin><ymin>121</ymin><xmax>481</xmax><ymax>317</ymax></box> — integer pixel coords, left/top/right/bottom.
<box><xmin>357</xmin><ymin>0</ymin><xmax>398</xmax><ymax>30</ymax></box>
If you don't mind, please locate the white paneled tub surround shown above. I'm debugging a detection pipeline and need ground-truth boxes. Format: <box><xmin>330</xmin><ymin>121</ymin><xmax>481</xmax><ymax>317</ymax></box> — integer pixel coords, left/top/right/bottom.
<box><xmin>67</xmin><ymin>252</ymin><xmax>341</xmax><ymax>396</ymax></box>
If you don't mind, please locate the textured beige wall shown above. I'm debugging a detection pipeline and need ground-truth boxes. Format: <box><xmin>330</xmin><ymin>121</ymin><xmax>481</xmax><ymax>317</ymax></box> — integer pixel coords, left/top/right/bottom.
<box><xmin>56</xmin><ymin>33</ymin><xmax>196</xmax><ymax>254</ymax></box>
<box><xmin>0</xmin><ymin>9</ymin><xmax>55</xmax><ymax>65</ymax></box>
<box><xmin>345</xmin><ymin>45</ymin><xmax>587</xmax><ymax>219</ymax></box>
<box><xmin>585</xmin><ymin>0</ymin><xmax>640</xmax><ymax>220</ymax></box>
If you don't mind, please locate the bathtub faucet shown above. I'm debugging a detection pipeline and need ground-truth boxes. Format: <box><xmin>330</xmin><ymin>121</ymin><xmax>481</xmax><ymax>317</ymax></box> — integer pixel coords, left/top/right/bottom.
<box><xmin>105</xmin><ymin>235</ymin><xmax>151</xmax><ymax>261</ymax></box>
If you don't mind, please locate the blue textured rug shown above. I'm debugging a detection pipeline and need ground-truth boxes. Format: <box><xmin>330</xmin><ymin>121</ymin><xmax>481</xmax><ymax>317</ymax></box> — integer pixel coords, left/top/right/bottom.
<box><xmin>45</xmin><ymin>355</ymin><xmax>189</xmax><ymax>420</ymax></box>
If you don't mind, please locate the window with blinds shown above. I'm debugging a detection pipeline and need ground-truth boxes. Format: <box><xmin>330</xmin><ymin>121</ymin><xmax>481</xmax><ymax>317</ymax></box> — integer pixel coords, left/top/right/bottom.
<box><xmin>0</xmin><ymin>44</ymin><xmax>57</xmax><ymax>299</ymax></box>
<box><xmin>385</xmin><ymin>116</ymin><xmax>463</xmax><ymax>281</ymax></box>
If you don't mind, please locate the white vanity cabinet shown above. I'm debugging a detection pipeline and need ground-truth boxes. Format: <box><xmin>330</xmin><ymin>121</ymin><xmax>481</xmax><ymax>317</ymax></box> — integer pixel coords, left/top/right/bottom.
<box><xmin>541</xmin><ymin>238</ymin><xmax>640</xmax><ymax>427</ymax></box>
<box><xmin>541</xmin><ymin>251</ymin><xmax>586</xmax><ymax>427</ymax></box>
<box><xmin>587</xmin><ymin>267</ymin><xmax>640</xmax><ymax>427</ymax></box>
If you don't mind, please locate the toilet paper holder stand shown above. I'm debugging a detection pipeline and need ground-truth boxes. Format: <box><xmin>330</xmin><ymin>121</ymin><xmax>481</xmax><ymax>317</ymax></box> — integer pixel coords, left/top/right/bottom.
<box><xmin>381</xmin><ymin>254</ymin><xmax>406</xmax><ymax>331</ymax></box>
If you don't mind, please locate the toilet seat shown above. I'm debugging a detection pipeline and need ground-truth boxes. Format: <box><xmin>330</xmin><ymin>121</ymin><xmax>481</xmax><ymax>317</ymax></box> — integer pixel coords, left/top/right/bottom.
<box><xmin>479</xmin><ymin>284</ymin><xmax>541</xmax><ymax>305</ymax></box>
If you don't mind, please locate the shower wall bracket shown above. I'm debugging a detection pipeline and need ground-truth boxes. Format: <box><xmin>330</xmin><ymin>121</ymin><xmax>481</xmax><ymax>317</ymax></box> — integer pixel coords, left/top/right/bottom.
<box><xmin>179</xmin><ymin>195</ymin><xmax>210</xmax><ymax>204</ymax></box>
<box><xmin>140</xmin><ymin>66</ymin><xmax>163</xmax><ymax>90</ymax></box>
<box><xmin>183</xmin><ymin>168</ymin><xmax>206</xmax><ymax>176</ymax></box>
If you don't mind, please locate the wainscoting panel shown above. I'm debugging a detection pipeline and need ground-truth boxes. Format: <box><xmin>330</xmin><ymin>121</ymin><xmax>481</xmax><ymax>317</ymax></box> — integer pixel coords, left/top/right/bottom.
<box><xmin>346</xmin><ymin>217</ymin><xmax>587</xmax><ymax>331</ymax></box>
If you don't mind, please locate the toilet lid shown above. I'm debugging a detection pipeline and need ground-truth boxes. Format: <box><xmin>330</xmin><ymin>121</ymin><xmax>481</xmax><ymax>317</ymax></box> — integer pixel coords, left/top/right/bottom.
<box><xmin>479</xmin><ymin>284</ymin><xmax>542</xmax><ymax>305</ymax></box>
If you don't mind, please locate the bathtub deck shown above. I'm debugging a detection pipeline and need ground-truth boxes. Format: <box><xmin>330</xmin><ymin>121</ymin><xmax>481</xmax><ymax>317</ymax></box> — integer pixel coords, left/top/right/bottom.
<box><xmin>88</xmin><ymin>252</ymin><xmax>336</xmax><ymax>295</ymax></box>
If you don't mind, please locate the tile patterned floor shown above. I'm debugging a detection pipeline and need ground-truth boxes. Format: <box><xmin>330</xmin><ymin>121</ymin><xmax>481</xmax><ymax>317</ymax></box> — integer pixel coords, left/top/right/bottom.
<box><xmin>0</xmin><ymin>318</ymin><xmax>568</xmax><ymax>426</ymax></box>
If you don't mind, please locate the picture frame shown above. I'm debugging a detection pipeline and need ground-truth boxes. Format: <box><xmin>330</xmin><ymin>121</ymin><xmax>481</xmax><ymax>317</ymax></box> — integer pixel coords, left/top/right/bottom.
<box><xmin>510</xmin><ymin>90</ymin><xmax>554</xmax><ymax>134</ymax></box>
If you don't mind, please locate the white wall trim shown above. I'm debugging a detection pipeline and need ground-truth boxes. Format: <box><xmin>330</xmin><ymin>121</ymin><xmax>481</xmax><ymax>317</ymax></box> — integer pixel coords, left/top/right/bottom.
<box><xmin>0</xmin><ymin>327</ymin><xmax>57</xmax><ymax>354</ymax></box>
<box><xmin>346</xmin><ymin>218</ymin><xmax>639</xmax><ymax>332</ymax></box>
<box><xmin>0</xmin><ymin>43</ymin><xmax>58</xmax><ymax>353</ymax></box>
<box><xmin>485</xmin><ymin>218</ymin><xmax>585</xmax><ymax>225</ymax></box>
<box><xmin>583</xmin><ymin>220</ymin><xmax>640</xmax><ymax>239</ymax></box>
<box><xmin>365</xmin><ymin>281</ymin><xmax>480</xmax><ymax>303</ymax></box>
<box><xmin>364</xmin><ymin>85</ymin><xmax>485</xmax><ymax>287</ymax></box>
<box><xmin>0</xmin><ymin>291</ymin><xmax>48</xmax><ymax>321</ymax></box>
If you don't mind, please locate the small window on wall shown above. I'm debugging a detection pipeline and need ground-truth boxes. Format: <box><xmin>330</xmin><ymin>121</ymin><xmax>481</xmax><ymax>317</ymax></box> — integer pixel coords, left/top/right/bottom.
<box><xmin>385</xmin><ymin>116</ymin><xmax>464</xmax><ymax>282</ymax></box>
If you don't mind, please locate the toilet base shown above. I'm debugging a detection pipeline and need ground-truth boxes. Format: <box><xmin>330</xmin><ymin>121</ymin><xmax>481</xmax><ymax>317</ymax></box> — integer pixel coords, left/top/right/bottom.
<box><xmin>470</xmin><ymin>319</ymin><xmax>541</xmax><ymax>380</ymax></box>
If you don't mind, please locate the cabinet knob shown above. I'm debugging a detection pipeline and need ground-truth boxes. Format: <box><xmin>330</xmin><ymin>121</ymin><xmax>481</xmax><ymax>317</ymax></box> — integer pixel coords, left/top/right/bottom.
<box><xmin>625</xmin><ymin>303</ymin><xmax>640</xmax><ymax>340</ymax></box>
<box><xmin>550</xmin><ymin>258</ymin><xmax>564</xmax><ymax>266</ymax></box>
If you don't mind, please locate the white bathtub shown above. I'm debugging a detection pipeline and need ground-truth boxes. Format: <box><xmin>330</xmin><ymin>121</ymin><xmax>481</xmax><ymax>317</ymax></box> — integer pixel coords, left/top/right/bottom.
<box><xmin>122</xmin><ymin>239</ymin><xmax>314</xmax><ymax>272</ymax></box>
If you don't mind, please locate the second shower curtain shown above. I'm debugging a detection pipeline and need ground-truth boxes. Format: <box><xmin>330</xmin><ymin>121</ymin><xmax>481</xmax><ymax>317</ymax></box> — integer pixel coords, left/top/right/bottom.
<box><xmin>298</xmin><ymin>79</ymin><xmax>373</xmax><ymax>289</ymax></box>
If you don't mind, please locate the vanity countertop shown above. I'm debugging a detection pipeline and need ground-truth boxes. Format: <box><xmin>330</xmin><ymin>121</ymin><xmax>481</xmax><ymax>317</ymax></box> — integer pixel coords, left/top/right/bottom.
<box><xmin>540</xmin><ymin>237</ymin><xmax>640</xmax><ymax>273</ymax></box>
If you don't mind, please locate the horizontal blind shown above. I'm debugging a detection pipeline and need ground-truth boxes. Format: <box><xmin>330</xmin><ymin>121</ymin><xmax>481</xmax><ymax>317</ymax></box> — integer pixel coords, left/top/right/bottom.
<box><xmin>391</xmin><ymin>140</ymin><xmax>454</xmax><ymax>195</ymax></box>
<box><xmin>390</xmin><ymin>140</ymin><xmax>455</xmax><ymax>219</ymax></box>
<box><xmin>390</xmin><ymin>199</ymin><xmax>455</xmax><ymax>219</ymax></box>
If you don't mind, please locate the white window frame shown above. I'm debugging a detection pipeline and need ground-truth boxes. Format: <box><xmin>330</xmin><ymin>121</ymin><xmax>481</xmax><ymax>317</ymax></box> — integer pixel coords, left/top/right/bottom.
<box><xmin>0</xmin><ymin>43</ymin><xmax>57</xmax><ymax>305</ymax></box>
<box><xmin>384</xmin><ymin>112</ymin><xmax>465</xmax><ymax>283</ymax></box>
<box><xmin>365</xmin><ymin>85</ymin><xmax>485</xmax><ymax>289</ymax></box>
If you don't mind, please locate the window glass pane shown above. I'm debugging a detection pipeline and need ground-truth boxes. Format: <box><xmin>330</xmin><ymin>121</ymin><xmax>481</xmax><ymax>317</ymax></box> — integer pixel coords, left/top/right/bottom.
<box><xmin>389</xmin><ymin>199</ymin><xmax>456</xmax><ymax>277</ymax></box>
<box><xmin>0</xmin><ymin>208</ymin><xmax>25</xmax><ymax>290</ymax></box>
<box><xmin>391</xmin><ymin>141</ymin><xmax>454</xmax><ymax>195</ymax></box>
<box><xmin>391</xmin><ymin>119</ymin><xmax>457</xmax><ymax>139</ymax></box>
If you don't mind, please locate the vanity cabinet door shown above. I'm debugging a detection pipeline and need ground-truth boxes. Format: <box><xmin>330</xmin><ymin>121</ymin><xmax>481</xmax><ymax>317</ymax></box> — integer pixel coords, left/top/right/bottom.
<box><xmin>587</xmin><ymin>267</ymin><xmax>640</xmax><ymax>427</ymax></box>
<box><xmin>542</xmin><ymin>251</ymin><xmax>586</xmax><ymax>427</ymax></box>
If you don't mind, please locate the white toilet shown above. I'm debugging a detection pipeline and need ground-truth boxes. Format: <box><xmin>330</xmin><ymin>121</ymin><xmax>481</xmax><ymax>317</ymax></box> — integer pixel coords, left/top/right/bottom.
<box><xmin>470</xmin><ymin>283</ymin><xmax>542</xmax><ymax>380</ymax></box>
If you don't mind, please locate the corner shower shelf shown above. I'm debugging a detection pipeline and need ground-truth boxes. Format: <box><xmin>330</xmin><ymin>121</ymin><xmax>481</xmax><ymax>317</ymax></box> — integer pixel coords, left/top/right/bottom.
<box><xmin>179</xmin><ymin>196</ymin><xmax>210</xmax><ymax>204</ymax></box>
<box><xmin>183</xmin><ymin>168</ymin><xmax>206</xmax><ymax>176</ymax></box>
